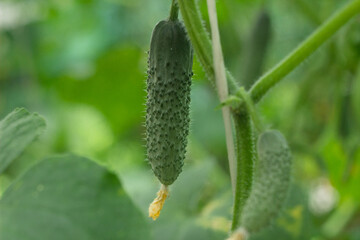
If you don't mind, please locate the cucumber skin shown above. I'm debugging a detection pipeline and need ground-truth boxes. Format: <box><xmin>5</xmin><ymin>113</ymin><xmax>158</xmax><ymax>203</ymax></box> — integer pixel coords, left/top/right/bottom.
<box><xmin>241</xmin><ymin>130</ymin><xmax>292</xmax><ymax>233</ymax></box>
<box><xmin>146</xmin><ymin>20</ymin><xmax>193</xmax><ymax>186</ymax></box>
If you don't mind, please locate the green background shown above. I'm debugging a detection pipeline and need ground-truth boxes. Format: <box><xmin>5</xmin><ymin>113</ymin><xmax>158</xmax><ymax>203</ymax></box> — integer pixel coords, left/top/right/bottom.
<box><xmin>0</xmin><ymin>0</ymin><xmax>359</xmax><ymax>239</ymax></box>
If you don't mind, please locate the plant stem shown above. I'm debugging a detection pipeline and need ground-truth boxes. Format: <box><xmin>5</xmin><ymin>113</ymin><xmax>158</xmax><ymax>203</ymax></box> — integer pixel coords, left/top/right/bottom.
<box><xmin>231</xmin><ymin>109</ymin><xmax>255</xmax><ymax>231</ymax></box>
<box><xmin>206</xmin><ymin>0</ymin><xmax>237</xmax><ymax>194</ymax></box>
<box><xmin>179</xmin><ymin>0</ymin><xmax>255</xmax><ymax>229</ymax></box>
<box><xmin>178</xmin><ymin>0</ymin><xmax>239</xmax><ymax>92</ymax></box>
<box><xmin>249</xmin><ymin>0</ymin><xmax>360</xmax><ymax>104</ymax></box>
<box><xmin>169</xmin><ymin>0</ymin><xmax>179</xmax><ymax>21</ymax></box>
<box><xmin>237</xmin><ymin>87</ymin><xmax>265</xmax><ymax>133</ymax></box>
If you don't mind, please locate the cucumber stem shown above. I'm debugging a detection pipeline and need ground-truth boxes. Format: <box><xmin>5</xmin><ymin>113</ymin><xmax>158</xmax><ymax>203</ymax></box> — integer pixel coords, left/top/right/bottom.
<box><xmin>169</xmin><ymin>0</ymin><xmax>179</xmax><ymax>21</ymax></box>
<box><xmin>237</xmin><ymin>87</ymin><xmax>265</xmax><ymax>133</ymax></box>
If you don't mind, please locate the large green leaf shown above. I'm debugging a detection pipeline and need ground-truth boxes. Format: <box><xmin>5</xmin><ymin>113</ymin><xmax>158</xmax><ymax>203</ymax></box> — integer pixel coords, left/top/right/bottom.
<box><xmin>0</xmin><ymin>155</ymin><xmax>151</xmax><ymax>240</ymax></box>
<box><xmin>0</xmin><ymin>108</ymin><xmax>46</xmax><ymax>174</ymax></box>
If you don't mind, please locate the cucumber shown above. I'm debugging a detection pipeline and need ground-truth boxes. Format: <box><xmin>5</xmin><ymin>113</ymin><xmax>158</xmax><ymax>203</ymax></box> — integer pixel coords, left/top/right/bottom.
<box><xmin>240</xmin><ymin>130</ymin><xmax>292</xmax><ymax>233</ymax></box>
<box><xmin>146</xmin><ymin>19</ymin><xmax>193</xmax><ymax>186</ymax></box>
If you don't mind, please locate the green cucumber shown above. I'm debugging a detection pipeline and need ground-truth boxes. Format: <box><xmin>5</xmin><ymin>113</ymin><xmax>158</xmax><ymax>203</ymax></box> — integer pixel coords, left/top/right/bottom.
<box><xmin>240</xmin><ymin>130</ymin><xmax>292</xmax><ymax>233</ymax></box>
<box><xmin>146</xmin><ymin>19</ymin><xmax>193</xmax><ymax>186</ymax></box>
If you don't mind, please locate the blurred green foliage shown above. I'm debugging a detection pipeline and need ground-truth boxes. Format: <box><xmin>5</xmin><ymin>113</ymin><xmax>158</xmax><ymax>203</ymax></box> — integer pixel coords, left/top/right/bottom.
<box><xmin>0</xmin><ymin>0</ymin><xmax>359</xmax><ymax>239</ymax></box>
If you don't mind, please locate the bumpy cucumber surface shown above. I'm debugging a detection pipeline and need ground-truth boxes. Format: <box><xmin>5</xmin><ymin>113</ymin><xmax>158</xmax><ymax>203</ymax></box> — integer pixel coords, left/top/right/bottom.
<box><xmin>146</xmin><ymin>19</ymin><xmax>193</xmax><ymax>186</ymax></box>
<box><xmin>240</xmin><ymin>130</ymin><xmax>292</xmax><ymax>233</ymax></box>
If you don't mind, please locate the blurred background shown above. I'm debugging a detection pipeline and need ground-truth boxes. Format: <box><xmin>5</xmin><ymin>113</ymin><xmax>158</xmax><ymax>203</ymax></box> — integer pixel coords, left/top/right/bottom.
<box><xmin>0</xmin><ymin>0</ymin><xmax>360</xmax><ymax>239</ymax></box>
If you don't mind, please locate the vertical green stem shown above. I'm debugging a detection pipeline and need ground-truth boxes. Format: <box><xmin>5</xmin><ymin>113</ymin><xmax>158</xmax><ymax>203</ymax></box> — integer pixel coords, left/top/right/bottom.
<box><xmin>207</xmin><ymin>0</ymin><xmax>237</xmax><ymax>192</ymax></box>
<box><xmin>169</xmin><ymin>0</ymin><xmax>179</xmax><ymax>21</ymax></box>
<box><xmin>177</xmin><ymin>0</ymin><xmax>239</xmax><ymax>92</ymax></box>
<box><xmin>231</xmin><ymin>108</ymin><xmax>255</xmax><ymax>231</ymax></box>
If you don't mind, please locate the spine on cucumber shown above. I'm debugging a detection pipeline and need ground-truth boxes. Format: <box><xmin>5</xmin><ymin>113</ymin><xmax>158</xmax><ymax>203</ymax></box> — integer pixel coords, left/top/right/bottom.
<box><xmin>240</xmin><ymin>130</ymin><xmax>292</xmax><ymax>233</ymax></box>
<box><xmin>146</xmin><ymin>19</ymin><xmax>193</xmax><ymax>186</ymax></box>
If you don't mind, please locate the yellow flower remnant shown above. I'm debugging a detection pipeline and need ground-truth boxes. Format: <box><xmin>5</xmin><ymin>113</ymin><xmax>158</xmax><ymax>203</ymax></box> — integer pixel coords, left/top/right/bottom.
<box><xmin>149</xmin><ymin>184</ymin><xmax>169</xmax><ymax>220</ymax></box>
